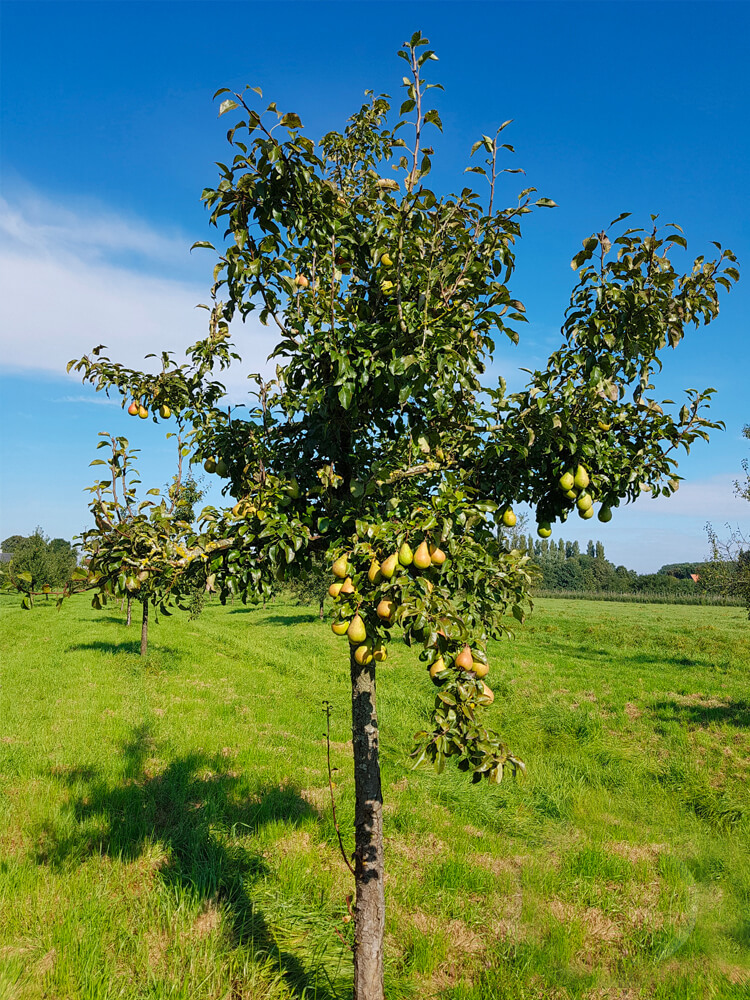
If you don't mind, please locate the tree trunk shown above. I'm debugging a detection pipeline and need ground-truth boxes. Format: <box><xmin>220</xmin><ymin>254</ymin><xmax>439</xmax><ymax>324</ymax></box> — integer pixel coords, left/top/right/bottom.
<box><xmin>140</xmin><ymin>599</ymin><xmax>148</xmax><ymax>656</ymax></box>
<box><xmin>319</xmin><ymin>597</ymin><xmax>325</xmax><ymax>620</ymax></box>
<box><xmin>126</xmin><ymin>597</ymin><xmax>132</xmax><ymax>627</ymax></box>
<box><xmin>349</xmin><ymin>645</ymin><xmax>385</xmax><ymax>1000</ymax></box>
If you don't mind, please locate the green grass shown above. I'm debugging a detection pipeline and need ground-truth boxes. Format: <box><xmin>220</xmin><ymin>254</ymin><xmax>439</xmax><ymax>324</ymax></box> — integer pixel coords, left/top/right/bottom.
<box><xmin>1</xmin><ymin>594</ymin><xmax>749</xmax><ymax>999</ymax></box>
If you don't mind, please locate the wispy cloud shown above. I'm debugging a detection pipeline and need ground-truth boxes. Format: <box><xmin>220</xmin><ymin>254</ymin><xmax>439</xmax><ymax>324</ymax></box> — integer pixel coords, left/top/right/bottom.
<box><xmin>0</xmin><ymin>190</ymin><xmax>277</xmax><ymax>395</ymax></box>
<box><xmin>56</xmin><ymin>394</ymin><xmax>121</xmax><ymax>406</ymax></box>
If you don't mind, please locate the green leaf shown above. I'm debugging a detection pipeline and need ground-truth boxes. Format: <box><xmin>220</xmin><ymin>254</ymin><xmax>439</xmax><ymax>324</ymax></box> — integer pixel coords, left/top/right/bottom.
<box><xmin>338</xmin><ymin>384</ymin><xmax>353</xmax><ymax>410</ymax></box>
<box><xmin>219</xmin><ymin>99</ymin><xmax>239</xmax><ymax>117</ymax></box>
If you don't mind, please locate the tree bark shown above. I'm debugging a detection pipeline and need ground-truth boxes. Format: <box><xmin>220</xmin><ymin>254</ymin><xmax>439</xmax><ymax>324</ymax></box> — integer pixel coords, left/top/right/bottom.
<box><xmin>349</xmin><ymin>645</ymin><xmax>385</xmax><ymax>1000</ymax></box>
<box><xmin>126</xmin><ymin>597</ymin><xmax>132</xmax><ymax>627</ymax></box>
<box><xmin>140</xmin><ymin>599</ymin><xmax>148</xmax><ymax>656</ymax></box>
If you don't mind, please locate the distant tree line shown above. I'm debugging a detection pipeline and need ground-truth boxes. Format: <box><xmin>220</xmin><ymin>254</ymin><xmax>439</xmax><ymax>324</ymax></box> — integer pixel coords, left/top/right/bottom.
<box><xmin>506</xmin><ymin>533</ymin><xmax>735</xmax><ymax>599</ymax></box>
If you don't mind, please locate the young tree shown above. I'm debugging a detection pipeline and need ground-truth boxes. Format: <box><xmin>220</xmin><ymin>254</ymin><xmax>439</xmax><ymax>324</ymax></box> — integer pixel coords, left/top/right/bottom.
<box><xmin>68</xmin><ymin>33</ymin><xmax>738</xmax><ymax>998</ymax></box>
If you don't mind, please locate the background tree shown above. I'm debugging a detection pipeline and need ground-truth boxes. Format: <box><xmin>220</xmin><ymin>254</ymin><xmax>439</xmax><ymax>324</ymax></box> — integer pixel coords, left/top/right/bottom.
<box><xmin>68</xmin><ymin>32</ymin><xmax>738</xmax><ymax>999</ymax></box>
<box><xmin>705</xmin><ymin>423</ymin><xmax>750</xmax><ymax>616</ymax></box>
<box><xmin>2</xmin><ymin>528</ymin><xmax>78</xmax><ymax>605</ymax></box>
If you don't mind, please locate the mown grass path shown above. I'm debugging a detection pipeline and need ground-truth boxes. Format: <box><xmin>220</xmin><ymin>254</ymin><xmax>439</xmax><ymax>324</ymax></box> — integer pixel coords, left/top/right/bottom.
<box><xmin>1</xmin><ymin>595</ymin><xmax>748</xmax><ymax>999</ymax></box>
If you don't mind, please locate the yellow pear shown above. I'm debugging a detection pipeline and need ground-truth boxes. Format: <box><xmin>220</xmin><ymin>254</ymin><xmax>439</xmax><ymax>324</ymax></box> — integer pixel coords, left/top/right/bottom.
<box><xmin>559</xmin><ymin>471</ymin><xmax>575</xmax><ymax>491</ymax></box>
<box><xmin>480</xmin><ymin>684</ymin><xmax>495</xmax><ymax>705</ymax></box>
<box><xmin>429</xmin><ymin>657</ymin><xmax>446</xmax><ymax>680</ymax></box>
<box><xmin>354</xmin><ymin>641</ymin><xmax>374</xmax><ymax>665</ymax></box>
<box><xmin>579</xmin><ymin>506</ymin><xmax>594</xmax><ymax>520</ymax></box>
<box><xmin>398</xmin><ymin>542</ymin><xmax>414</xmax><ymax>566</ymax></box>
<box><xmin>159</xmin><ymin>404</ymin><xmax>171</xmax><ymax>419</ymax></box>
<box><xmin>455</xmin><ymin>646</ymin><xmax>474</xmax><ymax>670</ymax></box>
<box><xmin>413</xmin><ymin>541</ymin><xmax>431</xmax><ymax>570</ymax></box>
<box><xmin>328</xmin><ymin>582</ymin><xmax>343</xmax><ymax>598</ymax></box>
<box><xmin>138</xmin><ymin>405</ymin><xmax>149</xmax><ymax>419</ymax></box>
<box><xmin>377</xmin><ymin>599</ymin><xmax>395</xmax><ymax>620</ymax></box>
<box><xmin>380</xmin><ymin>553</ymin><xmax>398</xmax><ymax>579</ymax></box>
<box><xmin>471</xmin><ymin>660</ymin><xmax>490</xmax><ymax>679</ymax></box>
<box><xmin>373</xmin><ymin>643</ymin><xmax>387</xmax><ymax>662</ymax></box>
<box><xmin>380</xmin><ymin>252</ymin><xmax>394</xmax><ymax>267</ymax></box>
<box><xmin>565</xmin><ymin>489</ymin><xmax>577</xmax><ymax>500</ymax></box>
<box><xmin>332</xmin><ymin>620</ymin><xmax>349</xmax><ymax>636</ymax></box>
<box><xmin>576</xmin><ymin>492</ymin><xmax>593</xmax><ymax>511</ymax></box>
<box><xmin>368</xmin><ymin>560</ymin><xmax>382</xmax><ymax>584</ymax></box>
<box><xmin>429</xmin><ymin>545</ymin><xmax>447</xmax><ymax>566</ymax></box>
<box><xmin>340</xmin><ymin>577</ymin><xmax>355</xmax><ymax>595</ymax></box>
<box><xmin>574</xmin><ymin>465</ymin><xmax>590</xmax><ymax>489</ymax></box>
<box><xmin>537</xmin><ymin>523</ymin><xmax>552</xmax><ymax>538</ymax></box>
<box><xmin>502</xmin><ymin>509</ymin><xmax>516</xmax><ymax>528</ymax></box>
<box><xmin>332</xmin><ymin>555</ymin><xmax>349</xmax><ymax>579</ymax></box>
<box><xmin>347</xmin><ymin>615</ymin><xmax>367</xmax><ymax>644</ymax></box>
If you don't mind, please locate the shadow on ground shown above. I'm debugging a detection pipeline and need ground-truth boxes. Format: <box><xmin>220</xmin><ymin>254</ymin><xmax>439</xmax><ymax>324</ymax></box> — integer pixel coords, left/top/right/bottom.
<box><xmin>33</xmin><ymin>722</ymin><xmax>348</xmax><ymax>999</ymax></box>
<box><xmin>66</xmin><ymin>640</ymin><xmax>180</xmax><ymax>657</ymax></box>
<box><xmin>649</xmin><ymin>698</ymin><xmax>750</xmax><ymax>729</ymax></box>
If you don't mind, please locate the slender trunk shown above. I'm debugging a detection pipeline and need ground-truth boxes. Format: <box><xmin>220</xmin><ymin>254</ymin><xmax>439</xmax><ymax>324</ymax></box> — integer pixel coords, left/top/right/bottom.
<box><xmin>140</xmin><ymin>599</ymin><xmax>148</xmax><ymax>657</ymax></box>
<box><xmin>349</xmin><ymin>645</ymin><xmax>385</xmax><ymax>1000</ymax></box>
<box><xmin>319</xmin><ymin>597</ymin><xmax>325</xmax><ymax>620</ymax></box>
<box><xmin>126</xmin><ymin>597</ymin><xmax>132</xmax><ymax>627</ymax></box>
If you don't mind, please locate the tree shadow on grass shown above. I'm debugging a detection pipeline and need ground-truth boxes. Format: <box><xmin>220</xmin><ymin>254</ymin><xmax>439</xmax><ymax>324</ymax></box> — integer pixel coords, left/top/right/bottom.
<box><xmin>33</xmin><ymin>722</ymin><xmax>349</xmax><ymax>999</ymax></box>
<box><xmin>649</xmin><ymin>698</ymin><xmax>750</xmax><ymax>729</ymax></box>
<box><xmin>66</xmin><ymin>640</ymin><xmax>180</xmax><ymax>658</ymax></box>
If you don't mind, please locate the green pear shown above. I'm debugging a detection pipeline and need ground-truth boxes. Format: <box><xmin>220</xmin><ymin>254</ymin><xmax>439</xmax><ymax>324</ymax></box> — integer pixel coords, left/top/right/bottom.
<box><xmin>579</xmin><ymin>506</ymin><xmax>594</xmax><ymax>519</ymax></box>
<box><xmin>398</xmin><ymin>542</ymin><xmax>413</xmax><ymax>566</ymax></box>
<box><xmin>380</xmin><ymin>553</ymin><xmax>398</xmax><ymax>579</ymax></box>
<box><xmin>471</xmin><ymin>660</ymin><xmax>490</xmax><ymax>679</ymax></box>
<box><xmin>598</xmin><ymin>506</ymin><xmax>613</xmax><ymax>523</ymax></box>
<box><xmin>502</xmin><ymin>509</ymin><xmax>517</xmax><ymax>528</ymax></box>
<box><xmin>348</xmin><ymin>615</ymin><xmax>367</xmax><ymax>645</ymax></box>
<box><xmin>332</xmin><ymin>555</ymin><xmax>349</xmax><ymax>579</ymax></box>
<box><xmin>203</xmin><ymin>458</ymin><xmax>217</xmax><ymax>474</ymax></box>
<box><xmin>576</xmin><ymin>492</ymin><xmax>593</xmax><ymax>511</ymax></box>
<box><xmin>558</xmin><ymin>471</ymin><xmax>575</xmax><ymax>491</ymax></box>
<box><xmin>574</xmin><ymin>465</ymin><xmax>590</xmax><ymax>489</ymax></box>
<box><xmin>216</xmin><ymin>459</ymin><xmax>229</xmax><ymax>477</ymax></box>
<box><xmin>368</xmin><ymin>560</ymin><xmax>382</xmax><ymax>584</ymax></box>
<box><xmin>429</xmin><ymin>656</ymin><xmax>446</xmax><ymax>680</ymax></box>
<box><xmin>537</xmin><ymin>523</ymin><xmax>552</xmax><ymax>538</ymax></box>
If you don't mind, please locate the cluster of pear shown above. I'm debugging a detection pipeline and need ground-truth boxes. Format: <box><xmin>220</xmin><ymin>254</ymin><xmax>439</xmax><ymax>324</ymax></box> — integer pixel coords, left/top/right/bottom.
<box><xmin>128</xmin><ymin>400</ymin><xmax>171</xmax><ymax>420</ymax></box>
<box><xmin>428</xmin><ymin>644</ymin><xmax>494</xmax><ymax>704</ymax></box>
<box><xmin>203</xmin><ymin>457</ymin><xmax>229</xmax><ymax>477</ymax></box>
<box><xmin>535</xmin><ymin>464</ymin><xmax>612</xmax><ymax>537</ymax></box>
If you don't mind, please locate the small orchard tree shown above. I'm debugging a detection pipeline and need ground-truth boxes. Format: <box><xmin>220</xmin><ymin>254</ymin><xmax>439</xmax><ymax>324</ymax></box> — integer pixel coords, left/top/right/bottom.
<box><xmin>69</xmin><ymin>33</ymin><xmax>738</xmax><ymax>998</ymax></box>
<box><xmin>74</xmin><ymin>433</ymin><xmax>206</xmax><ymax>655</ymax></box>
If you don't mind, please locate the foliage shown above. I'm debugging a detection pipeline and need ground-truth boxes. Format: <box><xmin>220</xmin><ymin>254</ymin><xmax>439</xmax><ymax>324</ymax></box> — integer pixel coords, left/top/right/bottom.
<box><xmin>1</xmin><ymin>528</ymin><xmax>78</xmax><ymax>605</ymax></box>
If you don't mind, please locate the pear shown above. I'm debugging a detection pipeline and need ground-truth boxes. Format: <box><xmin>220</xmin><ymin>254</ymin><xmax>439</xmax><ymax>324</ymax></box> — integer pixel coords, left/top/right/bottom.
<box><xmin>127</xmin><ymin>401</ymin><xmax>139</xmax><ymax>416</ymax></box>
<box><xmin>429</xmin><ymin>656</ymin><xmax>446</xmax><ymax>680</ymax></box>
<box><xmin>377</xmin><ymin>599</ymin><xmax>395</xmax><ymax>620</ymax></box>
<box><xmin>479</xmin><ymin>684</ymin><xmax>495</xmax><ymax>705</ymax></box>
<box><xmin>559</xmin><ymin>471</ymin><xmax>575</xmax><ymax>491</ymax></box>
<box><xmin>347</xmin><ymin>615</ymin><xmax>367</xmax><ymax>644</ymax></box>
<box><xmin>502</xmin><ymin>509</ymin><xmax>517</xmax><ymax>528</ymax></box>
<box><xmin>138</xmin><ymin>405</ymin><xmax>149</xmax><ymax>419</ymax></box>
<box><xmin>413</xmin><ymin>541</ymin><xmax>431</xmax><ymax>570</ymax></box>
<box><xmin>328</xmin><ymin>582</ymin><xmax>343</xmax><ymax>598</ymax></box>
<box><xmin>354</xmin><ymin>641</ymin><xmax>374</xmax><ymax>665</ymax></box>
<box><xmin>159</xmin><ymin>404</ymin><xmax>171</xmax><ymax>419</ymax></box>
<box><xmin>471</xmin><ymin>660</ymin><xmax>490</xmax><ymax>679</ymax></box>
<box><xmin>565</xmin><ymin>489</ymin><xmax>577</xmax><ymax>500</ymax></box>
<box><xmin>216</xmin><ymin>459</ymin><xmax>229</xmax><ymax>477</ymax></box>
<box><xmin>368</xmin><ymin>560</ymin><xmax>382</xmax><ymax>584</ymax></box>
<box><xmin>429</xmin><ymin>545</ymin><xmax>447</xmax><ymax>566</ymax></box>
<box><xmin>573</xmin><ymin>464</ymin><xmax>590</xmax><ymax>489</ymax></box>
<box><xmin>455</xmin><ymin>646</ymin><xmax>474</xmax><ymax>671</ymax></box>
<box><xmin>579</xmin><ymin>507</ymin><xmax>594</xmax><ymax>520</ymax></box>
<box><xmin>380</xmin><ymin>252</ymin><xmax>394</xmax><ymax>267</ymax></box>
<box><xmin>576</xmin><ymin>492</ymin><xmax>593</xmax><ymax>512</ymax></box>
<box><xmin>332</xmin><ymin>620</ymin><xmax>349</xmax><ymax>636</ymax></box>
<box><xmin>598</xmin><ymin>506</ymin><xmax>612</xmax><ymax>523</ymax></box>
<box><xmin>340</xmin><ymin>577</ymin><xmax>355</xmax><ymax>595</ymax></box>
<box><xmin>203</xmin><ymin>458</ymin><xmax>217</xmax><ymax>474</ymax></box>
<box><xmin>398</xmin><ymin>542</ymin><xmax>414</xmax><ymax>567</ymax></box>
<box><xmin>332</xmin><ymin>555</ymin><xmax>349</xmax><ymax>579</ymax></box>
<box><xmin>380</xmin><ymin>553</ymin><xmax>398</xmax><ymax>579</ymax></box>
<box><xmin>373</xmin><ymin>643</ymin><xmax>387</xmax><ymax>662</ymax></box>
<box><xmin>537</xmin><ymin>523</ymin><xmax>552</xmax><ymax>538</ymax></box>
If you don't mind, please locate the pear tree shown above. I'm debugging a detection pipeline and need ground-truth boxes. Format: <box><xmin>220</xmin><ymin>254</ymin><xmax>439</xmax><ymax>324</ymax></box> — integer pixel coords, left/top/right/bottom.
<box><xmin>69</xmin><ymin>32</ymin><xmax>738</xmax><ymax>999</ymax></box>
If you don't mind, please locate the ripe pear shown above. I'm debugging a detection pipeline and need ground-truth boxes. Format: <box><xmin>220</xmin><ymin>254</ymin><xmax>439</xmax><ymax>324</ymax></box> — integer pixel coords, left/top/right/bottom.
<box><xmin>159</xmin><ymin>404</ymin><xmax>171</xmax><ymax>419</ymax></box>
<box><xmin>373</xmin><ymin>643</ymin><xmax>387</xmax><ymax>662</ymax></box>
<box><xmin>479</xmin><ymin>684</ymin><xmax>495</xmax><ymax>705</ymax></box>
<box><xmin>559</xmin><ymin>470</ymin><xmax>575</xmax><ymax>492</ymax></box>
<box><xmin>332</xmin><ymin>555</ymin><xmax>349</xmax><ymax>579</ymax></box>
<box><xmin>328</xmin><ymin>582</ymin><xmax>343</xmax><ymax>598</ymax></box>
<box><xmin>347</xmin><ymin>615</ymin><xmax>367</xmax><ymax>645</ymax></box>
<box><xmin>455</xmin><ymin>646</ymin><xmax>474</xmax><ymax>671</ymax></box>
<box><xmin>579</xmin><ymin>507</ymin><xmax>594</xmax><ymax>519</ymax></box>
<box><xmin>471</xmin><ymin>660</ymin><xmax>490</xmax><ymax>679</ymax></box>
<box><xmin>537</xmin><ymin>523</ymin><xmax>552</xmax><ymax>538</ymax></box>
<box><xmin>354</xmin><ymin>641</ymin><xmax>374</xmax><ymax>665</ymax></box>
<box><xmin>294</xmin><ymin>274</ymin><xmax>309</xmax><ymax>289</ymax></box>
<box><xmin>380</xmin><ymin>252</ymin><xmax>394</xmax><ymax>267</ymax></box>
<box><xmin>332</xmin><ymin>620</ymin><xmax>349</xmax><ymax>636</ymax></box>
<box><xmin>573</xmin><ymin>464</ymin><xmax>590</xmax><ymax>489</ymax></box>
<box><xmin>138</xmin><ymin>405</ymin><xmax>149</xmax><ymax>419</ymax></box>
<box><xmin>377</xmin><ymin>598</ymin><xmax>395</xmax><ymax>620</ymax></box>
<box><xmin>380</xmin><ymin>280</ymin><xmax>394</xmax><ymax>294</ymax></box>
<box><xmin>502</xmin><ymin>509</ymin><xmax>517</xmax><ymax>528</ymax></box>
<box><xmin>127</xmin><ymin>401</ymin><xmax>139</xmax><ymax>416</ymax></box>
<box><xmin>576</xmin><ymin>492</ymin><xmax>593</xmax><ymax>512</ymax></box>
<box><xmin>429</xmin><ymin>656</ymin><xmax>446</xmax><ymax>680</ymax></box>
<box><xmin>413</xmin><ymin>541</ymin><xmax>431</xmax><ymax>570</ymax></box>
<box><xmin>565</xmin><ymin>489</ymin><xmax>578</xmax><ymax>500</ymax></box>
<box><xmin>340</xmin><ymin>577</ymin><xmax>355</xmax><ymax>595</ymax></box>
<box><xmin>368</xmin><ymin>560</ymin><xmax>382</xmax><ymax>585</ymax></box>
<box><xmin>429</xmin><ymin>545</ymin><xmax>447</xmax><ymax>566</ymax></box>
<box><xmin>398</xmin><ymin>542</ymin><xmax>414</xmax><ymax>566</ymax></box>
<box><xmin>380</xmin><ymin>553</ymin><xmax>398</xmax><ymax>579</ymax></box>
<box><xmin>598</xmin><ymin>506</ymin><xmax>612</xmax><ymax>523</ymax></box>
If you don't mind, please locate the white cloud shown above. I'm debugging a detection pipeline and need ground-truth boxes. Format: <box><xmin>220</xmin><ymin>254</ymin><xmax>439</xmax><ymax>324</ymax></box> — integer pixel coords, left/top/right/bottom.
<box><xmin>0</xmin><ymin>191</ymin><xmax>278</xmax><ymax>396</ymax></box>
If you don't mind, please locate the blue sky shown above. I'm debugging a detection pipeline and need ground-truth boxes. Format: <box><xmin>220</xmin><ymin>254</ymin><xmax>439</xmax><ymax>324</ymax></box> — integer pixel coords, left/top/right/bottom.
<box><xmin>1</xmin><ymin>0</ymin><xmax>748</xmax><ymax>571</ymax></box>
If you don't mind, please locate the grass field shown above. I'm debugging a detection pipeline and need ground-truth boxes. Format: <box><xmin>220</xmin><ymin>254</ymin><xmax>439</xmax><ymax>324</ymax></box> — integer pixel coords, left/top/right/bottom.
<box><xmin>1</xmin><ymin>593</ymin><xmax>749</xmax><ymax>999</ymax></box>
